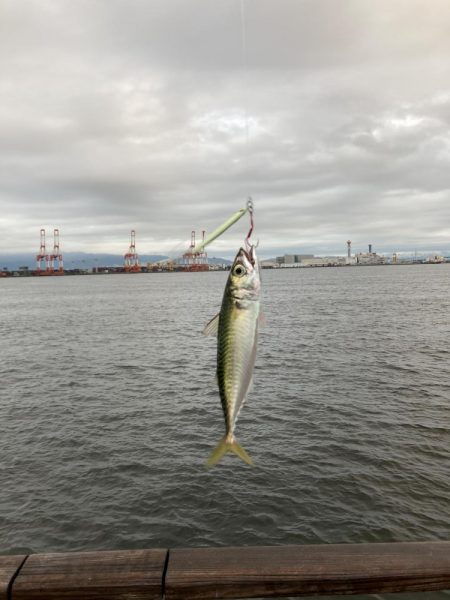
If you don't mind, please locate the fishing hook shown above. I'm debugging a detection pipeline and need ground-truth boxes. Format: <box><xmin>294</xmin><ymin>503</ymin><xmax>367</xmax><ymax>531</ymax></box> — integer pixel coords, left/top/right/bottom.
<box><xmin>245</xmin><ymin>197</ymin><xmax>254</xmax><ymax>250</ymax></box>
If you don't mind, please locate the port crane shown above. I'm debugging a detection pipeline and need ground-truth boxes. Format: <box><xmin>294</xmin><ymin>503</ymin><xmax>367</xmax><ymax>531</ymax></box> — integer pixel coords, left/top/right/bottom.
<box><xmin>36</xmin><ymin>228</ymin><xmax>48</xmax><ymax>274</ymax></box>
<box><xmin>181</xmin><ymin>231</ymin><xmax>209</xmax><ymax>271</ymax></box>
<box><xmin>177</xmin><ymin>201</ymin><xmax>253</xmax><ymax>271</ymax></box>
<box><xmin>50</xmin><ymin>228</ymin><xmax>64</xmax><ymax>275</ymax></box>
<box><xmin>35</xmin><ymin>228</ymin><xmax>64</xmax><ymax>275</ymax></box>
<box><xmin>124</xmin><ymin>230</ymin><xmax>141</xmax><ymax>272</ymax></box>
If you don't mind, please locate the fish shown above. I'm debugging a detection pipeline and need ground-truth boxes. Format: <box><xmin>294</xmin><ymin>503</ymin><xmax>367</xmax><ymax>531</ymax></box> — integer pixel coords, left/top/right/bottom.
<box><xmin>203</xmin><ymin>244</ymin><xmax>261</xmax><ymax>466</ymax></box>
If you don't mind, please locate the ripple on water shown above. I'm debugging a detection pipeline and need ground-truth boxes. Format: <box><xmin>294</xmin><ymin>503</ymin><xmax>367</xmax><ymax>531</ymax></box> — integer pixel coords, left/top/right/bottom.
<box><xmin>1</xmin><ymin>269</ymin><xmax>450</xmax><ymax>599</ymax></box>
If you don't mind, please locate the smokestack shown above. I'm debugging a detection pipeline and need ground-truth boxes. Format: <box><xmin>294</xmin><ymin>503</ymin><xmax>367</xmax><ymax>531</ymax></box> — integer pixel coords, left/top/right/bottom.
<box><xmin>347</xmin><ymin>240</ymin><xmax>351</xmax><ymax>259</ymax></box>
<box><xmin>368</xmin><ymin>244</ymin><xmax>372</xmax><ymax>254</ymax></box>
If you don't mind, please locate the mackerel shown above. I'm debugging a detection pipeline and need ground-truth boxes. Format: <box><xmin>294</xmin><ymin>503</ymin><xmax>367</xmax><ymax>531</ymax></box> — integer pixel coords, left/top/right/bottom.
<box><xmin>203</xmin><ymin>245</ymin><xmax>260</xmax><ymax>466</ymax></box>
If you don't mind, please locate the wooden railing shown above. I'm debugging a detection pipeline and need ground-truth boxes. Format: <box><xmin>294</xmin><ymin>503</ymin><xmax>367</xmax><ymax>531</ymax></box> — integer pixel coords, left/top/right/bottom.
<box><xmin>1</xmin><ymin>542</ymin><xmax>449</xmax><ymax>599</ymax></box>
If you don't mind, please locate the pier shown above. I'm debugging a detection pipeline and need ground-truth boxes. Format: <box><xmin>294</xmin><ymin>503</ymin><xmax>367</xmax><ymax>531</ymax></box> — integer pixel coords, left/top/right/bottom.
<box><xmin>1</xmin><ymin>541</ymin><xmax>449</xmax><ymax>599</ymax></box>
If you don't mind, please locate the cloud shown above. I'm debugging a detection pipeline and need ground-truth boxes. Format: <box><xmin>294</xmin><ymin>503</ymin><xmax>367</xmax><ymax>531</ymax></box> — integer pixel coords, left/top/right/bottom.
<box><xmin>1</xmin><ymin>0</ymin><xmax>450</xmax><ymax>257</ymax></box>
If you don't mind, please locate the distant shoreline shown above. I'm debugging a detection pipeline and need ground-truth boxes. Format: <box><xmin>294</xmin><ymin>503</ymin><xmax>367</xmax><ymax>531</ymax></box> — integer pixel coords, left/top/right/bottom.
<box><xmin>1</xmin><ymin>260</ymin><xmax>449</xmax><ymax>278</ymax></box>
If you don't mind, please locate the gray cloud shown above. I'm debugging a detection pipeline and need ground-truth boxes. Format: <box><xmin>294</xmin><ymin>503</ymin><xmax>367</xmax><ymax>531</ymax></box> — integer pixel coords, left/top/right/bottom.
<box><xmin>1</xmin><ymin>0</ymin><xmax>450</xmax><ymax>258</ymax></box>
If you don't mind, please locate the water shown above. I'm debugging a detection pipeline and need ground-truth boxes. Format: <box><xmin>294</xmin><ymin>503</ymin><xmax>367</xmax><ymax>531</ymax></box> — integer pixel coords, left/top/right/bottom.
<box><xmin>1</xmin><ymin>266</ymin><xmax>449</xmax><ymax>598</ymax></box>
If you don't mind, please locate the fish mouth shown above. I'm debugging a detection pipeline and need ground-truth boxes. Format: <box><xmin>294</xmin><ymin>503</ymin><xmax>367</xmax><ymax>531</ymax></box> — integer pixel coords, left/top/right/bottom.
<box><xmin>238</xmin><ymin>246</ymin><xmax>256</xmax><ymax>267</ymax></box>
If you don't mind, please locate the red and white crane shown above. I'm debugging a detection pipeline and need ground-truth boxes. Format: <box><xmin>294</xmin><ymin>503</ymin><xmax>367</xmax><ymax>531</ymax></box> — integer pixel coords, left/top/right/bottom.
<box><xmin>35</xmin><ymin>229</ymin><xmax>51</xmax><ymax>274</ymax></box>
<box><xmin>36</xmin><ymin>228</ymin><xmax>64</xmax><ymax>275</ymax></box>
<box><xmin>50</xmin><ymin>228</ymin><xmax>64</xmax><ymax>274</ymax></box>
<box><xmin>124</xmin><ymin>230</ymin><xmax>141</xmax><ymax>272</ymax></box>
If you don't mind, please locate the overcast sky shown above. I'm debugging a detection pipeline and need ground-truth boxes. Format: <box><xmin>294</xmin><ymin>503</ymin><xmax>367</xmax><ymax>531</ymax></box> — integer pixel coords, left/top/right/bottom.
<box><xmin>1</xmin><ymin>0</ymin><xmax>450</xmax><ymax>258</ymax></box>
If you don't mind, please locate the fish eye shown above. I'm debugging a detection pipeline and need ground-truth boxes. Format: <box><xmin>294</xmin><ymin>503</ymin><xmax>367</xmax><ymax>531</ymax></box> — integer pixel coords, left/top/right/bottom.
<box><xmin>233</xmin><ymin>265</ymin><xmax>246</xmax><ymax>277</ymax></box>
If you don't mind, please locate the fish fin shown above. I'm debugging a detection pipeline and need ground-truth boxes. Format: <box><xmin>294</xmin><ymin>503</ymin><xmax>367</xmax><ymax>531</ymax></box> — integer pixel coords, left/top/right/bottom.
<box><xmin>202</xmin><ymin>313</ymin><xmax>220</xmax><ymax>337</ymax></box>
<box><xmin>230</xmin><ymin>439</ymin><xmax>253</xmax><ymax>465</ymax></box>
<box><xmin>206</xmin><ymin>436</ymin><xmax>253</xmax><ymax>467</ymax></box>
<box><xmin>206</xmin><ymin>437</ymin><xmax>229</xmax><ymax>467</ymax></box>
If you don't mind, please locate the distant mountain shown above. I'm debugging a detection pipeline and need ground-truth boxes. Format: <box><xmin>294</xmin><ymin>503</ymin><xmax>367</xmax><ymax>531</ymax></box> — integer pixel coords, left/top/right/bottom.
<box><xmin>0</xmin><ymin>252</ymin><xmax>168</xmax><ymax>270</ymax></box>
<box><xmin>207</xmin><ymin>256</ymin><xmax>232</xmax><ymax>266</ymax></box>
<box><xmin>0</xmin><ymin>252</ymin><xmax>232</xmax><ymax>270</ymax></box>
<box><xmin>0</xmin><ymin>254</ymin><xmax>38</xmax><ymax>270</ymax></box>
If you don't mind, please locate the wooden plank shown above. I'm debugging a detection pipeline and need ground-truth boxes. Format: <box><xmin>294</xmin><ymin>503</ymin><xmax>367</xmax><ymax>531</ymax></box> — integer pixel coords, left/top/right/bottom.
<box><xmin>11</xmin><ymin>549</ymin><xmax>167</xmax><ymax>600</ymax></box>
<box><xmin>0</xmin><ymin>555</ymin><xmax>27</xmax><ymax>600</ymax></box>
<box><xmin>165</xmin><ymin>542</ymin><xmax>450</xmax><ymax>599</ymax></box>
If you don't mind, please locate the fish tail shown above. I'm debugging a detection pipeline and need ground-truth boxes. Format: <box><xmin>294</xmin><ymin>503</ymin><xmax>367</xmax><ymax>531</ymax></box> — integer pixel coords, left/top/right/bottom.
<box><xmin>206</xmin><ymin>434</ymin><xmax>253</xmax><ymax>467</ymax></box>
<box><xmin>230</xmin><ymin>438</ymin><xmax>253</xmax><ymax>465</ymax></box>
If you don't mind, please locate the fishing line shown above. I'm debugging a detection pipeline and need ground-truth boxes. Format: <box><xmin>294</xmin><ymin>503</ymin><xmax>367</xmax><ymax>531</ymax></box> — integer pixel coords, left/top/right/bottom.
<box><xmin>239</xmin><ymin>0</ymin><xmax>256</xmax><ymax>247</ymax></box>
<box><xmin>240</xmin><ymin>0</ymin><xmax>250</xmax><ymax>153</ymax></box>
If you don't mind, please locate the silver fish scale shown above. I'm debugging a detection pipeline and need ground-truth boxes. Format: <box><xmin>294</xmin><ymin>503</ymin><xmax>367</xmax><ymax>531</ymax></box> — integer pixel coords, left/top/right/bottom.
<box><xmin>217</xmin><ymin>296</ymin><xmax>259</xmax><ymax>433</ymax></box>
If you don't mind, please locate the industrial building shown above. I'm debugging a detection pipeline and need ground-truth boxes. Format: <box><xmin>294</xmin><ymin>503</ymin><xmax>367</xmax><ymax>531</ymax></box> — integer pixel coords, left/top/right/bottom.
<box><xmin>356</xmin><ymin>244</ymin><xmax>387</xmax><ymax>265</ymax></box>
<box><xmin>299</xmin><ymin>256</ymin><xmax>347</xmax><ymax>267</ymax></box>
<box><xmin>275</xmin><ymin>254</ymin><xmax>314</xmax><ymax>266</ymax></box>
<box><xmin>263</xmin><ymin>242</ymin><xmax>388</xmax><ymax>268</ymax></box>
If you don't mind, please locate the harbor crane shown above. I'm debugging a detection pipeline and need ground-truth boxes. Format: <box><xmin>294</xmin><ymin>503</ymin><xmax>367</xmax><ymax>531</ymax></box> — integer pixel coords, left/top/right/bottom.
<box><xmin>50</xmin><ymin>229</ymin><xmax>64</xmax><ymax>275</ymax></box>
<box><xmin>180</xmin><ymin>201</ymin><xmax>253</xmax><ymax>271</ymax></box>
<box><xmin>36</xmin><ymin>228</ymin><xmax>64</xmax><ymax>275</ymax></box>
<box><xmin>36</xmin><ymin>229</ymin><xmax>48</xmax><ymax>274</ymax></box>
<box><xmin>124</xmin><ymin>230</ymin><xmax>141</xmax><ymax>272</ymax></box>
